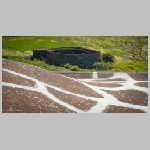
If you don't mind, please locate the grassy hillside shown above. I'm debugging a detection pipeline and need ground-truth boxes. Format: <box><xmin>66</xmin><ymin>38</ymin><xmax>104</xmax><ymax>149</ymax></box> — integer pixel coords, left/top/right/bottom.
<box><xmin>2</xmin><ymin>36</ymin><xmax>148</xmax><ymax>72</ymax></box>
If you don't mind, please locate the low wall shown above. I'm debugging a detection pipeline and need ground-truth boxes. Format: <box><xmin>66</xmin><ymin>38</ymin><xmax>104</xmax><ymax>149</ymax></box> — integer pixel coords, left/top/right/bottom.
<box><xmin>32</xmin><ymin>47</ymin><xmax>101</xmax><ymax>68</ymax></box>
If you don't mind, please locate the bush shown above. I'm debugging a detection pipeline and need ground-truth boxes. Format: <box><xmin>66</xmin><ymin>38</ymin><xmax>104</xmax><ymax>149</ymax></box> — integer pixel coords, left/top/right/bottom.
<box><xmin>64</xmin><ymin>63</ymin><xmax>80</xmax><ymax>71</ymax></box>
<box><xmin>93</xmin><ymin>62</ymin><xmax>111</xmax><ymax>70</ymax></box>
<box><xmin>64</xmin><ymin>63</ymin><xmax>72</xmax><ymax>69</ymax></box>
<box><xmin>102</xmin><ymin>53</ymin><xmax>114</xmax><ymax>63</ymax></box>
<box><xmin>70</xmin><ymin>66</ymin><xmax>80</xmax><ymax>71</ymax></box>
<box><xmin>128</xmin><ymin>65</ymin><xmax>134</xmax><ymax>70</ymax></box>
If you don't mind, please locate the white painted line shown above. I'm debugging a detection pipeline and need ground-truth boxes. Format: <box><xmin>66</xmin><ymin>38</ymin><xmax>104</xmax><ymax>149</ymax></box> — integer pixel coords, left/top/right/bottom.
<box><xmin>3</xmin><ymin>68</ymin><xmax>148</xmax><ymax>113</ymax></box>
<box><xmin>3</xmin><ymin>69</ymin><xmax>100</xmax><ymax>101</ymax></box>
<box><xmin>92</xmin><ymin>72</ymin><xmax>98</xmax><ymax>79</ymax></box>
<box><xmin>61</xmin><ymin>73</ymin><xmax>148</xmax><ymax>112</ymax></box>
<box><xmin>3</xmin><ymin>82</ymin><xmax>83</xmax><ymax>113</ymax></box>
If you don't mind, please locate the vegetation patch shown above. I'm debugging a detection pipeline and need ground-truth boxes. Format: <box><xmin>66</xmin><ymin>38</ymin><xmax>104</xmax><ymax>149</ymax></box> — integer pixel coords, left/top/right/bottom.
<box><xmin>93</xmin><ymin>62</ymin><xmax>111</xmax><ymax>70</ymax></box>
<box><xmin>64</xmin><ymin>63</ymin><xmax>80</xmax><ymax>71</ymax></box>
<box><xmin>102</xmin><ymin>53</ymin><xmax>114</xmax><ymax>63</ymax></box>
<box><xmin>2</xmin><ymin>36</ymin><xmax>148</xmax><ymax>72</ymax></box>
<box><xmin>3</xmin><ymin>55</ymin><xmax>65</xmax><ymax>71</ymax></box>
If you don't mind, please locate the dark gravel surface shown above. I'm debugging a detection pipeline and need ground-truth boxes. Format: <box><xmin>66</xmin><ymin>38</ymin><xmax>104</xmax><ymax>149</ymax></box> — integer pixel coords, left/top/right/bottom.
<box><xmin>97</xmin><ymin>73</ymin><xmax>113</xmax><ymax>78</ymax></box>
<box><xmin>2</xmin><ymin>59</ymin><xmax>148</xmax><ymax>113</ymax></box>
<box><xmin>87</xmin><ymin>82</ymin><xmax>123</xmax><ymax>87</ymax></box>
<box><xmin>98</xmin><ymin>78</ymin><xmax>126</xmax><ymax>82</ymax></box>
<box><xmin>103</xmin><ymin>105</ymin><xmax>145</xmax><ymax>113</ymax></box>
<box><xmin>134</xmin><ymin>82</ymin><xmax>148</xmax><ymax>87</ymax></box>
<box><xmin>128</xmin><ymin>73</ymin><xmax>148</xmax><ymax>81</ymax></box>
<box><xmin>104</xmin><ymin>90</ymin><xmax>148</xmax><ymax>106</ymax></box>
<box><xmin>3</xmin><ymin>59</ymin><xmax>102</xmax><ymax>98</ymax></box>
<box><xmin>47</xmin><ymin>87</ymin><xmax>97</xmax><ymax>111</ymax></box>
<box><xmin>2</xmin><ymin>71</ymin><xmax>35</xmax><ymax>87</ymax></box>
<box><xmin>2</xmin><ymin>86</ymin><xmax>74</xmax><ymax>113</ymax></box>
<box><xmin>59</xmin><ymin>72</ymin><xmax>92</xmax><ymax>79</ymax></box>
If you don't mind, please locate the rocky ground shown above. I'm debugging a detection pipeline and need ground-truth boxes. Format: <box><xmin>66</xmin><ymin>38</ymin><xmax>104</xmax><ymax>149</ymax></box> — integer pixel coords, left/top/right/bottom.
<box><xmin>2</xmin><ymin>59</ymin><xmax>148</xmax><ymax>113</ymax></box>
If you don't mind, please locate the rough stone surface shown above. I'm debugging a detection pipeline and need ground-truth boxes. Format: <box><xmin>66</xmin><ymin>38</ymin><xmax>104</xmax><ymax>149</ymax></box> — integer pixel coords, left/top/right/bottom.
<box><xmin>128</xmin><ymin>73</ymin><xmax>148</xmax><ymax>81</ymax></box>
<box><xmin>104</xmin><ymin>90</ymin><xmax>148</xmax><ymax>106</ymax></box>
<box><xmin>103</xmin><ymin>105</ymin><xmax>145</xmax><ymax>113</ymax></box>
<box><xmin>2</xmin><ymin>87</ymin><xmax>74</xmax><ymax>113</ymax></box>
<box><xmin>134</xmin><ymin>82</ymin><xmax>148</xmax><ymax>87</ymax></box>
<box><xmin>32</xmin><ymin>47</ymin><xmax>101</xmax><ymax>68</ymax></box>
<box><xmin>2</xmin><ymin>59</ymin><xmax>148</xmax><ymax>113</ymax></box>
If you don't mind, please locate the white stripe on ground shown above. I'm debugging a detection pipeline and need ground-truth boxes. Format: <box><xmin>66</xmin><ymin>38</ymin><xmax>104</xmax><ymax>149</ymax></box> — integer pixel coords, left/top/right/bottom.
<box><xmin>96</xmin><ymin>73</ymin><xmax>148</xmax><ymax>93</ymax></box>
<box><xmin>83</xmin><ymin>82</ymin><xmax>148</xmax><ymax>113</ymax></box>
<box><xmin>2</xmin><ymin>69</ymin><xmax>85</xmax><ymax>113</ymax></box>
<box><xmin>59</xmin><ymin>73</ymin><xmax>148</xmax><ymax>113</ymax></box>
<box><xmin>3</xmin><ymin>69</ymin><xmax>100</xmax><ymax>101</ymax></box>
<box><xmin>3</xmin><ymin>82</ymin><xmax>83</xmax><ymax>113</ymax></box>
<box><xmin>78</xmin><ymin>73</ymin><xmax>148</xmax><ymax>93</ymax></box>
<box><xmin>3</xmin><ymin>68</ymin><xmax>148</xmax><ymax>113</ymax></box>
<box><xmin>92</xmin><ymin>72</ymin><xmax>98</xmax><ymax>79</ymax></box>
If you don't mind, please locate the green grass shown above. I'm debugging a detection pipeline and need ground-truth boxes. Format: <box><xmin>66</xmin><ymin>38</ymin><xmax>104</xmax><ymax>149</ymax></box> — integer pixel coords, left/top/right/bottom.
<box><xmin>2</xmin><ymin>36</ymin><xmax>129</xmax><ymax>54</ymax></box>
<box><xmin>112</xmin><ymin>60</ymin><xmax>148</xmax><ymax>72</ymax></box>
<box><xmin>3</xmin><ymin>55</ymin><xmax>65</xmax><ymax>71</ymax></box>
<box><xmin>2</xmin><ymin>36</ymin><xmax>148</xmax><ymax>72</ymax></box>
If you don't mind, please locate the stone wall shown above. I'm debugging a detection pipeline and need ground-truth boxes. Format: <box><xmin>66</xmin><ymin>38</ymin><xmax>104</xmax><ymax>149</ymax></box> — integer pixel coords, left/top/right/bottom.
<box><xmin>32</xmin><ymin>47</ymin><xmax>101</xmax><ymax>68</ymax></box>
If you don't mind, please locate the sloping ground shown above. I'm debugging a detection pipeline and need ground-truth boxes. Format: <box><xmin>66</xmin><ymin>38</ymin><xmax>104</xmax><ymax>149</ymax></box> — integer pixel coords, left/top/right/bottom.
<box><xmin>3</xmin><ymin>87</ymin><xmax>74</xmax><ymax>113</ymax></box>
<box><xmin>2</xmin><ymin>59</ymin><xmax>148</xmax><ymax>113</ymax></box>
<box><xmin>2</xmin><ymin>60</ymin><xmax>101</xmax><ymax>98</ymax></box>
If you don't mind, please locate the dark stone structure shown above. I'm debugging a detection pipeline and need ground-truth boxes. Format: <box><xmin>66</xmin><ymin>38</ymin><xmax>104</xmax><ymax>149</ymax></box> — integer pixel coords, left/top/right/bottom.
<box><xmin>32</xmin><ymin>47</ymin><xmax>101</xmax><ymax>68</ymax></box>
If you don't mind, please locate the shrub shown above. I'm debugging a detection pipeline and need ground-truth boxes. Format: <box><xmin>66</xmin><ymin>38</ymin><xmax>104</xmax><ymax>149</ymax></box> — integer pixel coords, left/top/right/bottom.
<box><xmin>64</xmin><ymin>63</ymin><xmax>80</xmax><ymax>71</ymax></box>
<box><xmin>93</xmin><ymin>62</ymin><xmax>111</xmax><ymax>70</ymax></box>
<box><xmin>70</xmin><ymin>66</ymin><xmax>80</xmax><ymax>71</ymax></box>
<box><xmin>128</xmin><ymin>65</ymin><xmax>134</xmax><ymax>70</ymax></box>
<box><xmin>102</xmin><ymin>53</ymin><xmax>114</xmax><ymax>63</ymax></box>
<box><xmin>64</xmin><ymin>63</ymin><xmax>72</xmax><ymax>69</ymax></box>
